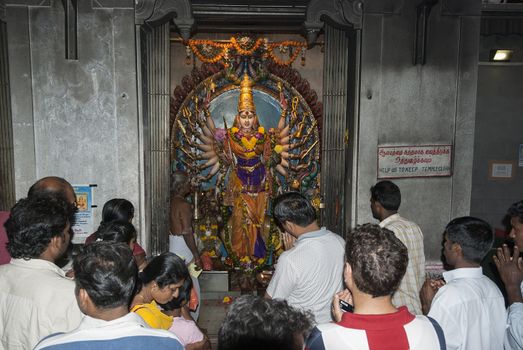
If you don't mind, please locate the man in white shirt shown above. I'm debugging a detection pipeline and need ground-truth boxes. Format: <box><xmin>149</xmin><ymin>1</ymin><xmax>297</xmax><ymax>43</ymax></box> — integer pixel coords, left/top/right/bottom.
<box><xmin>421</xmin><ymin>216</ymin><xmax>506</xmax><ymax>350</ymax></box>
<box><xmin>0</xmin><ymin>193</ymin><xmax>83</xmax><ymax>349</ymax></box>
<box><xmin>266</xmin><ymin>192</ymin><xmax>345</xmax><ymax>324</ymax></box>
<box><xmin>34</xmin><ymin>242</ymin><xmax>183</xmax><ymax>350</ymax></box>
<box><xmin>370</xmin><ymin>180</ymin><xmax>425</xmax><ymax>315</ymax></box>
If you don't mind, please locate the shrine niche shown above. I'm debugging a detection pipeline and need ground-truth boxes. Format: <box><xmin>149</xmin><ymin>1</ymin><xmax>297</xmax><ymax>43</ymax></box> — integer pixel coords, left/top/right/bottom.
<box><xmin>170</xmin><ymin>36</ymin><xmax>323</xmax><ymax>272</ymax></box>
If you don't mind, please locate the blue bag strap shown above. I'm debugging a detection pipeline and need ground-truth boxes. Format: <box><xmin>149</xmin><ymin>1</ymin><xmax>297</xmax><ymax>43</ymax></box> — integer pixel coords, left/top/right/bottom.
<box><xmin>427</xmin><ymin>316</ymin><xmax>446</xmax><ymax>350</ymax></box>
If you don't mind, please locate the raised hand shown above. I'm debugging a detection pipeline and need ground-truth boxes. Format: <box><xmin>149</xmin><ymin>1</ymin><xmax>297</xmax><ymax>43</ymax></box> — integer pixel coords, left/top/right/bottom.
<box><xmin>332</xmin><ymin>289</ymin><xmax>353</xmax><ymax>322</ymax></box>
<box><xmin>493</xmin><ymin>244</ymin><xmax>523</xmax><ymax>304</ymax></box>
<box><xmin>420</xmin><ymin>278</ymin><xmax>445</xmax><ymax>315</ymax></box>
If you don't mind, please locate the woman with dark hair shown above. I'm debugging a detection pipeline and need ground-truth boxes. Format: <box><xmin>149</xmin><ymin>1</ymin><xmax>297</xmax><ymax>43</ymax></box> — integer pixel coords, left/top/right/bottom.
<box><xmin>97</xmin><ymin>221</ymin><xmax>137</xmax><ymax>247</ymax></box>
<box><xmin>85</xmin><ymin>198</ymin><xmax>146</xmax><ymax>268</ymax></box>
<box><xmin>95</xmin><ymin>221</ymin><xmax>148</xmax><ymax>270</ymax></box>
<box><xmin>131</xmin><ymin>252</ymin><xmax>189</xmax><ymax>330</ymax></box>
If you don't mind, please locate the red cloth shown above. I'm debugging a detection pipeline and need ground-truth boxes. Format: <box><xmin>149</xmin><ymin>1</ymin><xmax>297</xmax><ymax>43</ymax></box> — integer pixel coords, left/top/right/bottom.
<box><xmin>0</xmin><ymin>211</ymin><xmax>11</xmax><ymax>265</ymax></box>
<box><xmin>84</xmin><ymin>232</ymin><xmax>145</xmax><ymax>256</ymax></box>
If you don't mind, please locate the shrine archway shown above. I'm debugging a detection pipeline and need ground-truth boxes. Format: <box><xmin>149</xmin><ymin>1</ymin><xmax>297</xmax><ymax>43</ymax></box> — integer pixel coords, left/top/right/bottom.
<box><xmin>135</xmin><ymin>0</ymin><xmax>361</xmax><ymax>255</ymax></box>
<box><xmin>169</xmin><ymin>42</ymin><xmax>323</xmax><ymax>265</ymax></box>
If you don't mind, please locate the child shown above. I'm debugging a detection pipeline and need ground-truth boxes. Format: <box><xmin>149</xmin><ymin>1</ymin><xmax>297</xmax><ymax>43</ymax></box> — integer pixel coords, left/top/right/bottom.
<box><xmin>159</xmin><ymin>278</ymin><xmax>209</xmax><ymax>349</ymax></box>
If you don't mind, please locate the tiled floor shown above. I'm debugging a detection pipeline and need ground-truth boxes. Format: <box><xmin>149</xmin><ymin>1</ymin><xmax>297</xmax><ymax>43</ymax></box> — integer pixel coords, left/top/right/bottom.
<box><xmin>197</xmin><ymin>270</ymin><xmax>265</xmax><ymax>349</ymax></box>
<box><xmin>197</xmin><ymin>292</ymin><xmax>241</xmax><ymax>349</ymax></box>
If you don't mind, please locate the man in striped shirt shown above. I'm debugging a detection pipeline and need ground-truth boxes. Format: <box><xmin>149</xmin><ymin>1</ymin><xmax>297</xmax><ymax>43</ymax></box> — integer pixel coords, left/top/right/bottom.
<box><xmin>370</xmin><ymin>181</ymin><xmax>425</xmax><ymax>315</ymax></box>
<box><xmin>34</xmin><ymin>242</ymin><xmax>183</xmax><ymax>350</ymax></box>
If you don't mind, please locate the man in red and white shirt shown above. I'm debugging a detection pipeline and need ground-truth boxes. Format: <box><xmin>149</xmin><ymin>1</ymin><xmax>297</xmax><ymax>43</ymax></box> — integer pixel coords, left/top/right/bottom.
<box><xmin>307</xmin><ymin>224</ymin><xmax>445</xmax><ymax>350</ymax></box>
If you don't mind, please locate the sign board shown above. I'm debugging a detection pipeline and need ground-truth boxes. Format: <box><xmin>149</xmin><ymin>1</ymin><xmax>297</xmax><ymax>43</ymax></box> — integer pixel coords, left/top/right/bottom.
<box><xmin>71</xmin><ymin>185</ymin><xmax>94</xmax><ymax>244</ymax></box>
<box><xmin>489</xmin><ymin>161</ymin><xmax>515</xmax><ymax>180</ymax></box>
<box><xmin>377</xmin><ymin>145</ymin><xmax>452</xmax><ymax>179</ymax></box>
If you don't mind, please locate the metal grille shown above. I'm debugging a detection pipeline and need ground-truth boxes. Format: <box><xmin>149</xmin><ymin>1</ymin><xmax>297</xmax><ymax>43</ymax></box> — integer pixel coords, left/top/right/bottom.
<box><xmin>321</xmin><ymin>24</ymin><xmax>350</xmax><ymax>236</ymax></box>
<box><xmin>142</xmin><ymin>23</ymin><xmax>171</xmax><ymax>255</ymax></box>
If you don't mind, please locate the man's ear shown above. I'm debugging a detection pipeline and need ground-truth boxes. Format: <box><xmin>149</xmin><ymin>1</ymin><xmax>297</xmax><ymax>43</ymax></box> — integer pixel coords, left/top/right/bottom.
<box><xmin>344</xmin><ymin>262</ymin><xmax>353</xmax><ymax>286</ymax></box>
<box><xmin>452</xmin><ymin>242</ymin><xmax>463</xmax><ymax>257</ymax></box>
<box><xmin>77</xmin><ymin>288</ymin><xmax>91</xmax><ymax>313</ymax></box>
<box><xmin>375</xmin><ymin>201</ymin><xmax>385</xmax><ymax>214</ymax></box>
<box><xmin>49</xmin><ymin>235</ymin><xmax>62</xmax><ymax>253</ymax></box>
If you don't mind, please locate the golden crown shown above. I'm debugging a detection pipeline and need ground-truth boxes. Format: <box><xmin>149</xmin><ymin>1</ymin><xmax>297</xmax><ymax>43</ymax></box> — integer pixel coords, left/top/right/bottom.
<box><xmin>238</xmin><ymin>74</ymin><xmax>255</xmax><ymax>112</ymax></box>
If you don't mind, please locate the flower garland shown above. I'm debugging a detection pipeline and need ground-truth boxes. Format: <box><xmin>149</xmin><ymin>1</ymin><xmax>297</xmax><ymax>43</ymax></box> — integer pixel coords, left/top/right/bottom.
<box><xmin>186</xmin><ymin>37</ymin><xmax>307</xmax><ymax>67</ymax></box>
<box><xmin>267</xmin><ymin>45</ymin><xmax>304</xmax><ymax>66</ymax></box>
<box><xmin>188</xmin><ymin>40</ymin><xmax>229</xmax><ymax>64</ymax></box>
<box><xmin>230</xmin><ymin>37</ymin><xmax>264</xmax><ymax>56</ymax></box>
<box><xmin>229</xmin><ymin>127</ymin><xmax>266</xmax><ymax>158</ymax></box>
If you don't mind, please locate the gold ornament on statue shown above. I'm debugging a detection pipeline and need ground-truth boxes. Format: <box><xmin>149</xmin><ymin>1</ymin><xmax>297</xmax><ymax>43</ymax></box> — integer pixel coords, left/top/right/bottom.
<box><xmin>290</xmin><ymin>179</ymin><xmax>301</xmax><ymax>190</ymax></box>
<box><xmin>238</xmin><ymin>74</ymin><xmax>256</xmax><ymax>113</ymax></box>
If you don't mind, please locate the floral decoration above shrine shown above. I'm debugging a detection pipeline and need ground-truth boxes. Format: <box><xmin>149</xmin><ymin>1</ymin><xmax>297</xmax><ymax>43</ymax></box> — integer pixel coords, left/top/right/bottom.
<box><xmin>185</xmin><ymin>35</ymin><xmax>308</xmax><ymax>67</ymax></box>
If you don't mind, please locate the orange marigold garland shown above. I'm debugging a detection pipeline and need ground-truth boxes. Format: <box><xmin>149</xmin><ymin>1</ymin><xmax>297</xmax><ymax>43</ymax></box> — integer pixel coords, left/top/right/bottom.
<box><xmin>189</xmin><ymin>40</ymin><xmax>229</xmax><ymax>64</ymax></box>
<box><xmin>230</xmin><ymin>37</ymin><xmax>264</xmax><ymax>56</ymax></box>
<box><xmin>186</xmin><ymin>37</ymin><xmax>307</xmax><ymax>67</ymax></box>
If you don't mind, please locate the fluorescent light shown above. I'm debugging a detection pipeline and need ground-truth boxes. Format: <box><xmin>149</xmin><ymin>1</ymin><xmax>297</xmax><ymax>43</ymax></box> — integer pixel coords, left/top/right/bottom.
<box><xmin>490</xmin><ymin>49</ymin><xmax>513</xmax><ymax>62</ymax></box>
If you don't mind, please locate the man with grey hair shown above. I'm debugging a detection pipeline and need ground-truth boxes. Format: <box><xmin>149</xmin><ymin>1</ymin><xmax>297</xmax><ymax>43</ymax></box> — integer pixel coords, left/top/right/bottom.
<box><xmin>169</xmin><ymin>171</ymin><xmax>201</xmax><ymax>268</ymax></box>
<box><xmin>169</xmin><ymin>170</ymin><xmax>202</xmax><ymax>320</ymax></box>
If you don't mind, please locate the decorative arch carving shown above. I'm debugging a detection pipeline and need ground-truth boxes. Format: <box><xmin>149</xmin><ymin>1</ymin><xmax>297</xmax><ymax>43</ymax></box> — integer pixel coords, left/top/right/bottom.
<box><xmin>135</xmin><ymin>0</ymin><xmax>193</xmax><ymax>40</ymax></box>
<box><xmin>170</xmin><ymin>63</ymin><xmax>323</xmax><ymax>141</ymax></box>
<box><xmin>304</xmin><ymin>0</ymin><xmax>363</xmax><ymax>45</ymax></box>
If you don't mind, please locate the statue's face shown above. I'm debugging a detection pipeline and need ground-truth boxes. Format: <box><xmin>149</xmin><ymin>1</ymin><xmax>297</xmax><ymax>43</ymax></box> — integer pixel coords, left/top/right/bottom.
<box><xmin>238</xmin><ymin>110</ymin><xmax>256</xmax><ymax>131</ymax></box>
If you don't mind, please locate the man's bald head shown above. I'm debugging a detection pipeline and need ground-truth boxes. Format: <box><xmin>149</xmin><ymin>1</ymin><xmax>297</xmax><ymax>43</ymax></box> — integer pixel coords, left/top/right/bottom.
<box><xmin>28</xmin><ymin>177</ymin><xmax>76</xmax><ymax>205</ymax></box>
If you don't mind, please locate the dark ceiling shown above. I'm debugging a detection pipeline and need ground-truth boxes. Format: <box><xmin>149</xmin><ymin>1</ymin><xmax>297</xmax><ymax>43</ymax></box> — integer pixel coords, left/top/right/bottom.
<box><xmin>188</xmin><ymin>0</ymin><xmax>310</xmax><ymax>33</ymax></box>
<box><xmin>175</xmin><ymin>1</ymin><xmax>523</xmax><ymax>36</ymax></box>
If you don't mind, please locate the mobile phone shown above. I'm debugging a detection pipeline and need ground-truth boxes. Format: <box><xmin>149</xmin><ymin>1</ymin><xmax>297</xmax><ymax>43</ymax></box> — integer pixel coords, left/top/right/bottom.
<box><xmin>339</xmin><ymin>299</ymin><xmax>354</xmax><ymax>313</ymax></box>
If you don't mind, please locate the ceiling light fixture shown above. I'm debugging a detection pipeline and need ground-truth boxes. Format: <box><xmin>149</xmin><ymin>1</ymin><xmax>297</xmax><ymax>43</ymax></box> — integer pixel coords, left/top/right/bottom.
<box><xmin>490</xmin><ymin>49</ymin><xmax>514</xmax><ymax>62</ymax></box>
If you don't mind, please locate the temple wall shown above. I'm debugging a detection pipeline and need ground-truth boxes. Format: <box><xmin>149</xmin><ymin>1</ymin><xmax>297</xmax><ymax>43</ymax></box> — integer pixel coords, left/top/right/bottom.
<box><xmin>5</xmin><ymin>0</ymin><xmax>142</xmax><ymax>239</ymax></box>
<box><xmin>354</xmin><ymin>0</ymin><xmax>481</xmax><ymax>262</ymax></box>
<box><xmin>470</xmin><ymin>34</ymin><xmax>523</xmax><ymax>230</ymax></box>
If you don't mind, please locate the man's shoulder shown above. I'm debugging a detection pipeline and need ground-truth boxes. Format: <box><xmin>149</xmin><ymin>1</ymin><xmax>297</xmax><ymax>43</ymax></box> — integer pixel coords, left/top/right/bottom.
<box><xmin>309</xmin><ymin>322</ymin><xmax>364</xmax><ymax>349</ymax></box>
<box><xmin>0</xmin><ymin>260</ymin><xmax>75</xmax><ymax>289</ymax></box>
<box><xmin>310</xmin><ymin>229</ymin><xmax>345</xmax><ymax>246</ymax></box>
<box><xmin>327</xmin><ymin>230</ymin><xmax>345</xmax><ymax>242</ymax></box>
<box><xmin>36</xmin><ymin>335</ymin><xmax>183</xmax><ymax>350</ymax></box>
<box><xmin>35</xmin><ymin>321</ymin><xmax>183</xmax><ymax>350</ymax></box>
<box><xmin>433</xmin><ymin>274</ymin><xmax>503</xmax><ymax>306</ymax></box>
<box><xmin>382</xmin><ymin>215</ymin><xmax>423</xmax><ymax>234</ymax></box>
<box><xmin>171</xmin><ymin>197</ymin><xmax>191</xmax><ymax>208</ymax></box>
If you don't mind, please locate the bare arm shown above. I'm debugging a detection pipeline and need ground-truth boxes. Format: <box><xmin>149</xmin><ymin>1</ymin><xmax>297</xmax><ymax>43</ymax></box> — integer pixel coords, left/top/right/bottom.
<box><xmin>179</xmin><ymin>202</ymin><xmax>202</xmax><ymax>269</ymax></box>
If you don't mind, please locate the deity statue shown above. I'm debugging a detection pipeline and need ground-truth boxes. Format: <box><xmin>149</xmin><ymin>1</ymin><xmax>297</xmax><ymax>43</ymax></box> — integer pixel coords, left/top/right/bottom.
<box><xmin>199</xmin><ymin>74</ymin><xmax>290</xmax><ymax>258</ymax></box>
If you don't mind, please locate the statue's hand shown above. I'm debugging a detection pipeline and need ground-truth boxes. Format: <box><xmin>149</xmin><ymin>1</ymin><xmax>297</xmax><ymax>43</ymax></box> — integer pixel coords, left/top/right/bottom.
<box><xmin>279</xmin><ymin>91</ymin><xmax>288</xmax><ymax>112</ymax></box>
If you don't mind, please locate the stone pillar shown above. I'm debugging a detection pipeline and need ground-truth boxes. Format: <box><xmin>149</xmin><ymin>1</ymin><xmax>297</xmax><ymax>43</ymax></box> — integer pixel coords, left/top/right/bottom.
<box><xmin>0</xmin><ymin>0</ymin><xmax>15</xmax><ymax>210</ymax></box>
